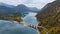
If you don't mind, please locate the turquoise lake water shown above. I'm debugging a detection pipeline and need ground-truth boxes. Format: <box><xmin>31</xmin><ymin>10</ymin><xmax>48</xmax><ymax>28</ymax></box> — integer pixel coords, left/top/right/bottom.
<box><xmin>0</xmin><ymin>20</ymin><xmax>38</xmax><ymax>34</ymax></box>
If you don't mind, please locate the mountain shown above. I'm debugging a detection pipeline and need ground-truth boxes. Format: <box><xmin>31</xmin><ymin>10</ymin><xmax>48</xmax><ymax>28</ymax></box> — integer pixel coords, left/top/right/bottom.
<box><xmin>0</xmin><ymin>3</ymin><xmax>39</xmax><ymax>14</ymax></box>
<box><xmin>0</xmin><ymin>3</ymin><xmax>39</xmax><ymax>16</ymax></box>
<box><xmin>0</xmin><ymin>2</ymin><xmax>16</xmax><ymax>15</ymax></box>
<box><xmin>14</xmin><ymin>4</ymin><xmax>39</xmax><ymax>13</ymax></box>
<box><xmin>14</xmin><ymin>4</ymin><xmax>31</xmax><ymax>13</ymax></box>
<box><xmin>0</xmin><ymin>3</ymin><xmax>40</xmax><ymax>22</ymax></box>
<box><xmin>0</xmin><ymin>6</ymin><xmax>16</xmax><ymax>16</ymax></box>
<box><xmin>0</xmin><ymin>3</ymin><xmax>22</xmax><ymax>21</ymax></box>
<box><xmin>36</xmin><ymin>0</ymin><xmax>60</xmax><ymax>34</ymax></box>
<box><xmin>29</xmin><ymin>7</ymin><xmax>39</xmax><ymax>11</ymax></box>
<box><xmin>14</xmin><ymin>4</ymin><xmax>39</xmax><ymax>17</ymax></box>
<box><xmin>0</xmin><ymin>2</ymin><xmax>15</xmax><ymax>8</ymax></box>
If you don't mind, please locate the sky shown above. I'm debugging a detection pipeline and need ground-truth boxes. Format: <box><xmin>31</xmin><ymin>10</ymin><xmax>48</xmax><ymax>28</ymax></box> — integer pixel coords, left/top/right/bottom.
<box><xmin>0</xmin><ymin>0</ymin><xmax>55</xmax><ymax>9</ymax></box>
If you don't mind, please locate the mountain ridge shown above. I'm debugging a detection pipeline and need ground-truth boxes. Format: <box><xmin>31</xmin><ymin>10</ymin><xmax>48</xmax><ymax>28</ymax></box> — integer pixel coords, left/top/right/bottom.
<box><xmin>36</xmin><ymin>0</ymin><xmax>60</xmax><ymax>34</ymax></box>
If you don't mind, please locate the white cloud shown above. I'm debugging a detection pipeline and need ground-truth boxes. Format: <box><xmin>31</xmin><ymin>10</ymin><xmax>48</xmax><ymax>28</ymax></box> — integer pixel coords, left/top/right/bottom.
<box><xmin>24</xmin><ymin>0</ymin><xmax>55</xmax><ymax>4</ymax></box>
<box><xmin>24</xmin><ymin>0</ymin><xmax>55</xmax><ymax>9</ymax></box>
<box><xmin>0</xmin><ymin>0</ymin><xmax>55</xmax><ymax>9</ymax></box>
<box><xmin>0</xmin><ymin>0</ymin><xmax>26</xmax><ymax>5</ymax></box>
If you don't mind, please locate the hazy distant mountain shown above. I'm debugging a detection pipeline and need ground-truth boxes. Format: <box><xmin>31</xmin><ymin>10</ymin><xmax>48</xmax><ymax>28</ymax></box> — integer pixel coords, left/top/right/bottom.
<box><xmin>14</xmin><ymin>4</ymin><xmax>39</xmax><ymax>17</ymax></box>
<box><xmin>15</xmin><ymin>4</ymin><xmax>32</xmax><ymax>13</ymax></box>
<box><xmin>0</xmin><ymin>6</ymin><xmax>15</xmax><ymax>16</ymax></box>
<box><xmin>14</xmin><ymin>4</ymin><xmax>40</xmax><ymax>13</ymax></box>
<box><xmin>0</xmin><ymin>2</ymin><xmax>15</xmax><ymax>8</ymax></box>
<box><xmin>29</xmin><ymin>7</ymin><xmax>39</xmax><ymax>11</ymax></box>
<box><xmin>0</xmin><ymin>3</ymin><xmax>39</xmax><ymax>16</ymax></box>
<box><xmin>0</xmin><ymin>3</ymin><xmax>39</xmax><ymax>13</ymax></box>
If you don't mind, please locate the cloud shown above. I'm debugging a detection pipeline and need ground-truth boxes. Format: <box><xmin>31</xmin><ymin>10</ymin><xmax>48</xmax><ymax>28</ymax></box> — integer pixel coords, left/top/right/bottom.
<box><xmin>0</xmin><ymin>0</ymin><xmax>55</xmax><ymax>9</ymax></box>
<box><xmin>0</xmin><ymin>0</ymin><xmax>26</xmax><ymax>5</ymax></box>
<box><xmin>24</xmin><ymin>0</ymin><xmax>55</xmax><ymax>9</ymax></box>
<box><xmin>24</xmin><ymin>0</ymin><xmax>55</xmax><ymax>4</ymax></box>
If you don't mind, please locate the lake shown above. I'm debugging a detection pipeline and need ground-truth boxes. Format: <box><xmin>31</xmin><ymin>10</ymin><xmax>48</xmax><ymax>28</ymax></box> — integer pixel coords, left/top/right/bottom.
<box><xmin>0</xmin><ymin>20</ymin><xmax>38</xmax><ymax>34</ymax></box>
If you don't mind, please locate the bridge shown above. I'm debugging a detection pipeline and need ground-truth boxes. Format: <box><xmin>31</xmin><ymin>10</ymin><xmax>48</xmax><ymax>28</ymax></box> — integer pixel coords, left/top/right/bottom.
<box><xmin>20</xmin><ymin>21</ymin><xmax>48</xmax><ymax>34</ymax></box>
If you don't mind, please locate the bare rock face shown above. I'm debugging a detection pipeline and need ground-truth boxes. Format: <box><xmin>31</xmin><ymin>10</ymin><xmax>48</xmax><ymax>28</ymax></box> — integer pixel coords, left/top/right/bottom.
<box><xmin>36</xmin><ymin>0</ymin><xmax>60</xmax><ymax>26</ymax></box>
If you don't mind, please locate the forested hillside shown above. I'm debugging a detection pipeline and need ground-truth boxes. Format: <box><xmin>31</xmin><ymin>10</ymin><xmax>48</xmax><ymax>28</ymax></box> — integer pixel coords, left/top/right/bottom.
<box><xmin>36</xmin><ymin>0</ymin><xmax>60</xmax><ymax>34</ymax></box>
